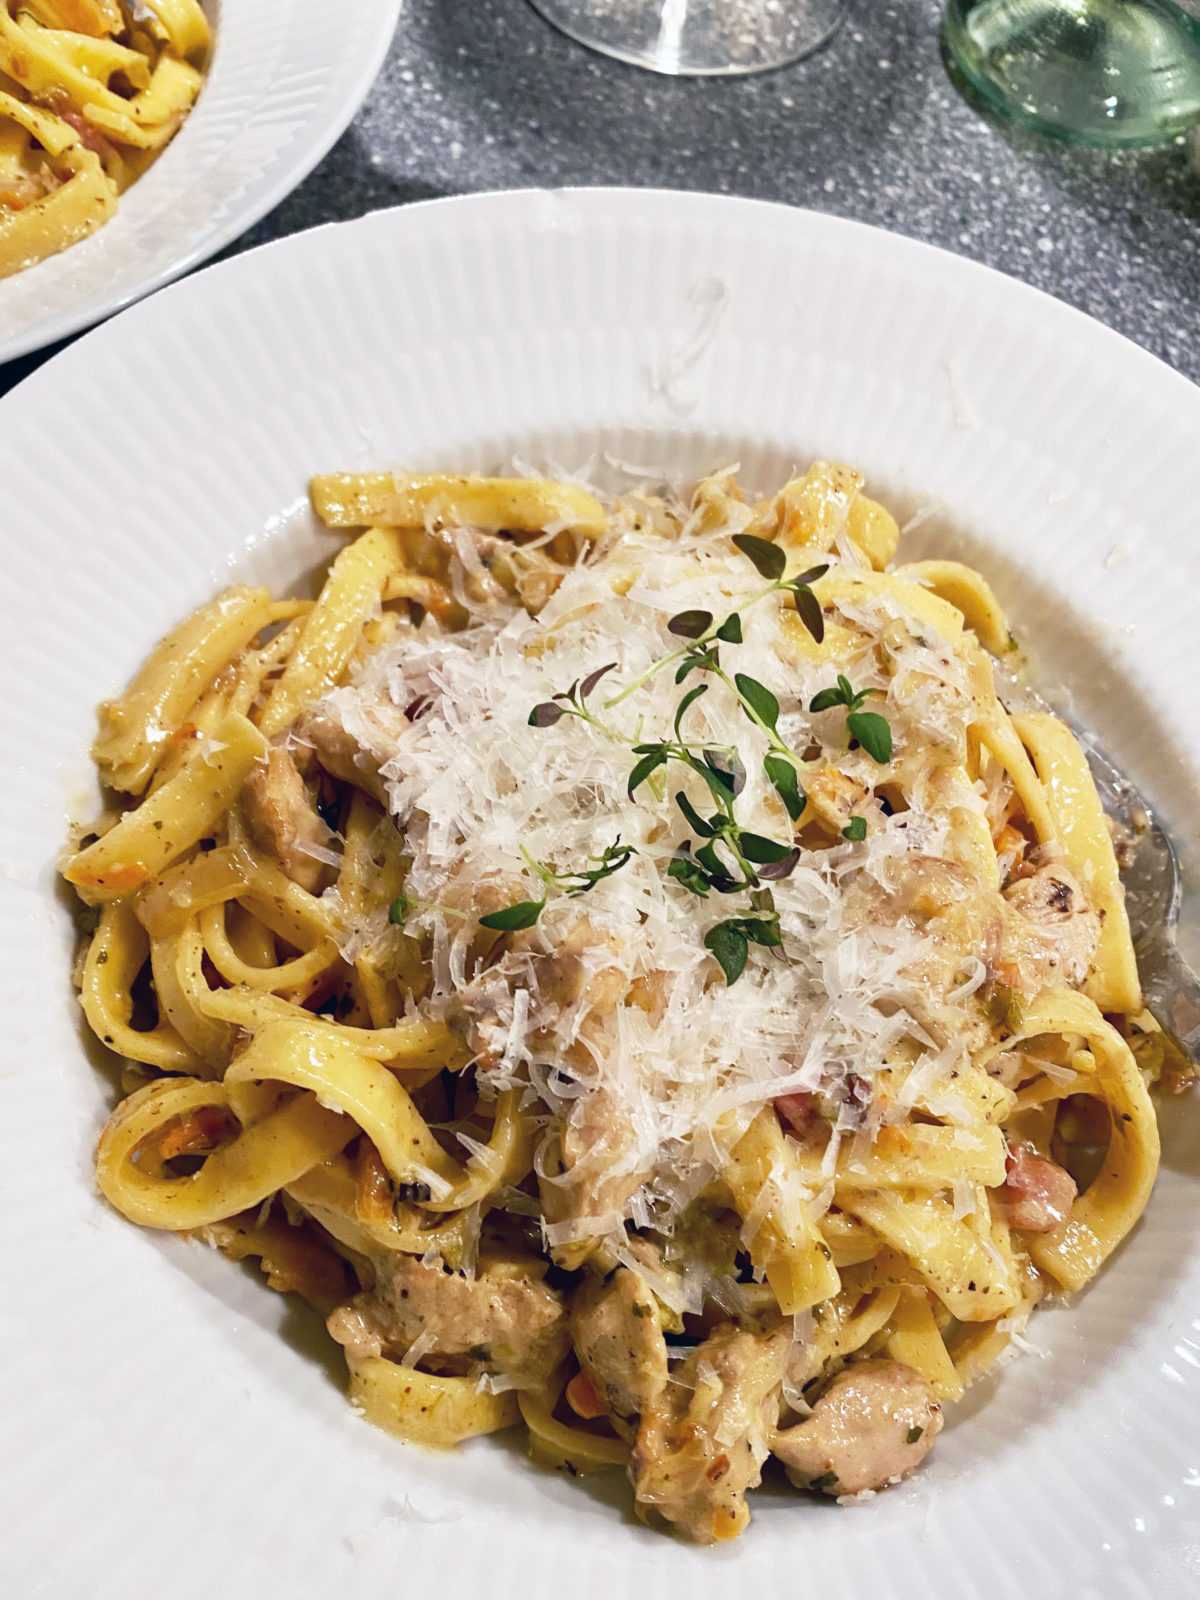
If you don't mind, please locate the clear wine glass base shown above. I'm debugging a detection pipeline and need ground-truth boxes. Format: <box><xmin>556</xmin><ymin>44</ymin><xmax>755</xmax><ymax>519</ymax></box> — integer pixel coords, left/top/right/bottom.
<box><xmin>944</xmin><ymin>0</ymin><xmax>1200</xmax><ymax>147</ymax></box>
<box><xmin>527</xmin><ymin>0</ymin><xmax>847</xmax><ymax>77</ymax></box>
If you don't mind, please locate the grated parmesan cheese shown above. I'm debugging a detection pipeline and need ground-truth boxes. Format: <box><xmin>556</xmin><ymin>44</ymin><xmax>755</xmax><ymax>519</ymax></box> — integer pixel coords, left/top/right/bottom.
<box><xmin>316</xmin><ymin>493</ymin><xmax>1024</xmax><ymax>1249</ymax></box>
<box><xmin>401</xmin><ymin>1329</ymin><xmax>438</xmax><ymax>1368</ymax></box>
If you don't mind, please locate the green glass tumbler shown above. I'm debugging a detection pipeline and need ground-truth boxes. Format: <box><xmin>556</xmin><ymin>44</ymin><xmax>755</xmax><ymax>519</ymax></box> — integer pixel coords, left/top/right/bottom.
<box><xmin>944</xmin><ymin>0</ymin><xmax>1200</xmax><ymax>146</ymax></box>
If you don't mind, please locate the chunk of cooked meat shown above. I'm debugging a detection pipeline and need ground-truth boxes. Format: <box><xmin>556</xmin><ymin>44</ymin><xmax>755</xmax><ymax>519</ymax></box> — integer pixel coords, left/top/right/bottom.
<box><xmin>632</xmin><ymin>1321</ymin><xmax>789</xmax><ymax>1543</ymax></box>
<box><xmin>203</xmin><ymin>1209</ymin><xmax>352</xmax><ymax>1316</ymax></box>
<box><xmin>295</xmin><ymin>706</ymin><xmax>392</xmax><ymax>805</ymax></box>
<box><xmin>773</xmin><ymin>1358</ymin><xmax>942</xmax><ymax>1495</ymax></box>
<box><xmin>241</xmin><ymin>744</ymin><xmax>333</xmax><ymax>891</ymax></box>
<box><xmin>326</xmin><ymin>1252</ymin><xmax>570</xmax><ymax>1389</ymax></box>
<box><xmin>992</xmin><ymin>1144</ymin><xmax>1077</xmax><ymax>1233</ymax></box>
<box><xmin>842</xmin><ymin>855</ymin><xmax>1104</xmax><ymax>1056</ymax></box>
<box><xmin>570</xmin><ymin>1266</ymin><xmax>668</xmax><ymax>1420</ymax></box>
<box><xmin>775</xmin><ymin>1089</ymin><xmax>820</xmax><ymax>1140</ymax></box>
<box><xmin>451</xmin><ymin>527</ymin><xmax>569</xmax><ymax>615</ymax></box>
<box><xmin>520</xmin><ymin>919</ymin><xmax>641</xmax><ymax>1265</ymax></box>
<box><xmin>522</xmin><ymin>917</ymin><xmax>629</xmax><ymax>1015</ymax></box>
<box><xmin>1003</xmin><ymin>864</ymin><xmax>1102</xmax><ymax>987</ymax></box>
<box><xmin>539</xmin><ymin>1083</ymin><xmax>646</xmax><ymax>1270</ymax></box>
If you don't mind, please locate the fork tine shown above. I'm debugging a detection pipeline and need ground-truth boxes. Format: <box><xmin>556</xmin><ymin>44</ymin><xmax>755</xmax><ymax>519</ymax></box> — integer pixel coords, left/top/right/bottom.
<box><xmin>990</xmin><ymin>659</ymin><xmax>1196</xmax><ymax>1062</ymax></box>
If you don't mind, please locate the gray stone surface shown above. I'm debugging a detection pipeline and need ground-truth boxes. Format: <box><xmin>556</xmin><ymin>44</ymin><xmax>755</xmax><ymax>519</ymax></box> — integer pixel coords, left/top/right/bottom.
<box><xmin>2</xmin><ymin>0</ymin><xmax>1198</xmax><ymax>395</ymax></box>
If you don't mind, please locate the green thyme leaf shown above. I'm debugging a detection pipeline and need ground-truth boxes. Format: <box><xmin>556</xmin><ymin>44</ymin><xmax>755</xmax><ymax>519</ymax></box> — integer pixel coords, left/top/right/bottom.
<box><xmin>808</xmin><ymin>686</ymin><xmax>843</xmax><ymax>714</ymax></box>
<box><xmin>738</xmin><ymin>832</ymin><xmax>794</xmax><ymax>865</ymax></box>
<box><xmin>764</xmin><ymin>753</ymin><xmax>805</xmax><ymax>821</ymax></box>
<box><xmin>905</xmin><ymin>1426</ymin><xmax>924</xmax><ymax>1445</ymax></box>
<box><xmin>628</xmin><ymin>749</ymin><xmax>667</xmax><ymax>797</ymax></box>
<box><xmin>716</xmin><ymin>612</ymin><xmax>743</xmax><ymax>644</ymax></box>
<box><xmin>695</xmin><ymin>839</ymin><xmax>726</xmax><ymax>874</ymax></box>
<box><xmin>734</xmin><ymin>673</ymin><xmax>780</xmax><ymax>733</ymax></box>
<box><xmin>746</xmin><ymin>890</ymin><xmax>782</xmax><ymax>929</ymax></box>
<box><xmin>732</xmin><ymin>532</ymin><xmax>786</xmax><ymax>580</ymax></box>
<box><xmin>667</xmin><ymin>850</ymin><xmax>711</xmax><ymax>897</ymax></box>
<box><xmin>704</xmin><ymin>921</ymin><xmax>749</xmax><ymax>985</ymax></box>
<box><xmin>846</xmin><ymin>709</ymin><xmax>893</xmax><ymax>764</ymax></box>
<box><xmin>842</xmin><ymin>816</ymin><xmax>867</xmax><ymax>842</ymax></box>
<box><xmin>791</xmin><ymin>585</ymin><xmax>825</xmax><ymax>644</ymax></box>
<box><xmin>563</xmin><ymin>839</ymin><xmax>635</xmax><ymax>893</ymax></box>
<box><xmin>740</xmin><ymin>914</ymin><xmax>783</xmax><ymax>949</ymax></box>
<box><xmin>695</xmin><ymin>840</ymin><xmax>739</xmax><ymax>891</ymax></box>
<box><xmin>675</xmin><ymin>791</ymin><xmax>715</xmax><ymax>838</ymax></box>
<box><xmin>694</xmin><ymin>758</ymin><xmax>740</xmax><ymax>806</ymax></box>
<box><xmin>479</xmin><ymin>899</ymin><xmax>545</xmax><ymax>931</ymax></box>
<box><xmin>668</xmin><ymin>609</ymin><xmax>713</xmax><ymax>639</ymax></box>
<box><xmin>673</xmin><ymin>682</ymin><xmax>708</xmax><ymax>740</ymax></box>
<box><xmin>529</xmin><ymin>701</ymin><xmax>565</xmax><ymax>727</ymax></box>
<box><xmin>675</xmin><ymin>646</ymin><xmax>720</xmax><ymax>684</ymax></box>
<box><xmin>388</xmin><ymin>894</ymin><xmax>412</xmax><ymax>926</ymax></box>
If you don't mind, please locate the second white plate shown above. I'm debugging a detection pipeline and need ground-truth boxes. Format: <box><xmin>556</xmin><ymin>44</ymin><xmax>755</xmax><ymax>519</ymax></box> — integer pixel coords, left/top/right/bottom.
<box><xmin>0</xmin><ymin>0</ymin><xmax>401</xmax><ymax>363</ymax></box>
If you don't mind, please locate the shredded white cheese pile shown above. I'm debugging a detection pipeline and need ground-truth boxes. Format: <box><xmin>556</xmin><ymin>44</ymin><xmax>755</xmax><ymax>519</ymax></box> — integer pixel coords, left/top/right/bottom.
<box><xmin>320</xmin><ymin>494</ymin><xmax>990</xmax><ymax>1252</ymax></box>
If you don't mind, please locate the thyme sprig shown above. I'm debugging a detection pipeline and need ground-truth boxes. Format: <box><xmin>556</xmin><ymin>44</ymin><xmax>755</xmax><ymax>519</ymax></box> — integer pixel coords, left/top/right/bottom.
<box><xmin>703</xmin><ymin>890</ymin><xmax>783</xmax><ymax>986</ymax></box>
<box><xmin>499</xmin><ymin>536</ymin><xmax>839</xmax><ymax>982</ymax></box>
<box><xmin>528</xmin><ymin>660</ymin><xmax>620</xmax><ymax>733</ymax></box>
<box><xmin>603</xmin><ymin>540</ymin><xmax>828</xmax><ymax>710</ymax></box>
<box><xmin>478</xmin><ymin>840</ymin><xmax>636</xmax><ymax>931</ymax></box>
<box><xmin>809</xmin><ymin>673</ymin><xmax>893</xmax><ymax>765</ymax></box>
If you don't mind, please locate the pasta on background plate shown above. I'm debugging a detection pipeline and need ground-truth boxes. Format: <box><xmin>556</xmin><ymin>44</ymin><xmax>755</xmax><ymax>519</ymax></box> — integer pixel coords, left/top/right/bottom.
<box><xmin>0</xmin><ymin>0</ymin><xmax>208</xmax><ymax>278</ymax></box>
<box><xmin>63</xmin><ymin>459</ymin><xmax>1194</xmax><ymax>1543</ymax></box>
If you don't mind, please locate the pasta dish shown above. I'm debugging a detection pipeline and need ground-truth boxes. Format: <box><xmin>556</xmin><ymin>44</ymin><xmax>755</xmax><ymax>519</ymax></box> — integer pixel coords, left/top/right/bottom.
<box><xmin>0</xmin><ymin>0</ymin><xmax>208</xmax><ymax>279</ymax></box>
<box><xmin>62</xmin><ymin>461</ymin><xmax>1192</xmax><ymax>1542</ymax></box>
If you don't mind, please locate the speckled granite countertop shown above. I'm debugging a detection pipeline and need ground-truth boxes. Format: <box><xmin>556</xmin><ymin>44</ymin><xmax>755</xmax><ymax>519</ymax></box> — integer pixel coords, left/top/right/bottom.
<box><xmin>2</xmin><ymin>0</ymin><xmax>1198</xmax><ymax>395</ymax></box>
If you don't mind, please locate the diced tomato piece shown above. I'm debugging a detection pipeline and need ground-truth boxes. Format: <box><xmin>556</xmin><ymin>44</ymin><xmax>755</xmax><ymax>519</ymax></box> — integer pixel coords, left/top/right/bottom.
<box><xmin>566</xmin><ymin>1370</ymin><xmax>605</xmax><ymax>1420</ymax></box>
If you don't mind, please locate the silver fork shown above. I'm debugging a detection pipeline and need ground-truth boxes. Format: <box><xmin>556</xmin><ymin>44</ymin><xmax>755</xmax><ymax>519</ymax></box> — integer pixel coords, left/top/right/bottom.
<box><xmin>992</xmin><ymin>663</ymin><xmax>1200</xmax><ymax>1062</ymax></box>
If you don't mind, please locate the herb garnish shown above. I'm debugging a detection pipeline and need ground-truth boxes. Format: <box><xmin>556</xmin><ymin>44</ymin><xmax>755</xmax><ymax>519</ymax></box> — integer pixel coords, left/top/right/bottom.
<box><xmin>389</xmin><ymin>893</ymin><xmax>470</xmax><ymax>927</ymax></box>
<box><xmin>809</xmin><ymin>673</ymin><xmax>893</xmax><ymax>765</ymax></box>
<box><xmin>703</xmin><ymin>891</ymin><xmax>784</xmax><ymax>986</ymax></box>
<box><xmin>603</xmin><ymin>545</ymin><xmax>828</xmax><ymax>709</ymax></box>
<box><xmin>527</xmin><ymin>660</ymin><xmax>619</xmax><ymax>731</ymax></box>
<box><xmin>905</xmin><ymin>1425</ymin><xmax>924</xmax><ymax>1445</ymax></box>
<box><xmin>478</xmin><ymin>840</ymin><xmax>636</xmax><ymax>931</ymax></box>
<box><xmin>499</xmin><ymin>538</ymin><xmax>839</xmax><ymax>982</ymax></box>
<box><xmin>842</xmin><ymin>816</ymin><xmax>867</xmax><ymax>842</ymax></box>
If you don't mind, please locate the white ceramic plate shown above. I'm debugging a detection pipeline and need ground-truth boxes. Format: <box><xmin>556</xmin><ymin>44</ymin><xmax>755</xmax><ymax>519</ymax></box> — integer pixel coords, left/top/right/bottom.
<box><xmin>3</xmin><ymin>191</ymin><xmax>1199</xmax><ymax>1600</ymax></box>
<box><xmin>0</xmin><ymin>0</ymin><xmax>400</xmax><ymax>364</ymax></box>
